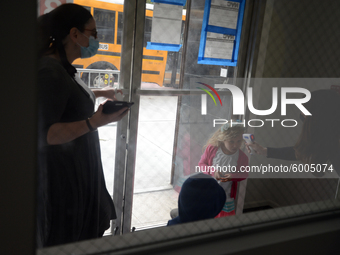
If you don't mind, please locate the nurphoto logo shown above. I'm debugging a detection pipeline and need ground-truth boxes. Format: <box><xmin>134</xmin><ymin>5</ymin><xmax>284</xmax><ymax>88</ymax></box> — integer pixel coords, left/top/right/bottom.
<box><xmin>198</xmin><ymin>83</ymin><xmax>312</xmax><ymax>128</ymax></box>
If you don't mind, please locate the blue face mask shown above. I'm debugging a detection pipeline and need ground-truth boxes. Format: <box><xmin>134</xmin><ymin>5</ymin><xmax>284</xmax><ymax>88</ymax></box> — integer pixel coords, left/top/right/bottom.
<box><xmin>78</xmin><ymin>33</ymin><xmax>99</xmax><ymax>59</ymax></box>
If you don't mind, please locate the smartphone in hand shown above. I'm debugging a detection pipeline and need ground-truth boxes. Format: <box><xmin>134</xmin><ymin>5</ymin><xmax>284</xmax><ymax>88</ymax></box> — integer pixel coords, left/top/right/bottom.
<box><xmin>102</xmin><ymin>101</ymin><xmax>134</xmax><ymax>114</ymax></box>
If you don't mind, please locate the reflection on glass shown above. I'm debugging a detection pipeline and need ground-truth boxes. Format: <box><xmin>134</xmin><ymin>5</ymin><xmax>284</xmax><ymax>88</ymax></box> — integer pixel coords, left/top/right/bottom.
<box><xmin>117</xmin><ymin>12</ymin><xmax>123</xmax><ymax>45</ymax></box>
<box><xmin>94</xmin><ymin>8</ymin><xmax>116</xmax><ymax>44</ymax></box>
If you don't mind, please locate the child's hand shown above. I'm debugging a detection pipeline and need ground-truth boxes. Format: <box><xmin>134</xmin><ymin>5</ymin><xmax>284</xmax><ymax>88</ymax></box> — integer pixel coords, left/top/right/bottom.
<box><xmin>214</xmin><ymin>171</ymin><xmax>231</xmax><ymax>182</ymax></box>
<box><xmin>219</xmin><ymin>176</ymin><xmax>231</xmax><ymax>182</ymax></box>
<box><xmin>214</xmin><ymin>170</ymin><xmax>221</xmax><ymax>179</ymax></box>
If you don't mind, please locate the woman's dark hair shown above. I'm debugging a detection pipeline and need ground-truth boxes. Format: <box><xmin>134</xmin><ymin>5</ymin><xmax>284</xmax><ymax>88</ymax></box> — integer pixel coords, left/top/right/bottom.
<box><xmin>38</xmin><ymin>4</ymin><xmax>92</xmax><ymax>76</ymax></box>
<box><xmin>294</xmin><ymin>89</ymin><xmax>340</xmax><ymax>165</ymax></box>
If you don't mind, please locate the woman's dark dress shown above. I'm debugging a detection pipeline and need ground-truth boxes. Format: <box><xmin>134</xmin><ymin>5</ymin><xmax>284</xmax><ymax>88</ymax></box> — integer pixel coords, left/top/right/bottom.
<box><xmin>37</xmin><ymin>57</ymin><xmax>115</xmax><ymax>247</ymax></box>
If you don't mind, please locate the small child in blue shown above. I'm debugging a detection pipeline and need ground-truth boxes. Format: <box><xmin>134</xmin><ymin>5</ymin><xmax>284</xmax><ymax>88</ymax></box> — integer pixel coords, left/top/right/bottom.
<box><xmin>167</xmin><ymin>173</ymin><xmax>226</xmax><ymax>226</ymax></box>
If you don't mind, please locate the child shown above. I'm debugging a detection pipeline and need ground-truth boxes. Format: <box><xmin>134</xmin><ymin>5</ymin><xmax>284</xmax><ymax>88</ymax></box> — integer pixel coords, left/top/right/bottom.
<box><xmin>198</xmin><ymin>122</ymin><xmax>249</xmax><ymax>217</ymax></box>
<box><xmin>167</xmin><ymin>173</ymin><xmax>226</xmax><ymax>226</ymax></box>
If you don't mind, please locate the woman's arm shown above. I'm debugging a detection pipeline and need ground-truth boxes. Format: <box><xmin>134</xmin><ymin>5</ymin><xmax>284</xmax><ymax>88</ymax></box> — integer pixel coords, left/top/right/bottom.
<box><xmin>92</xmin><ymin>86</ymin><xmax>123</xmax><ymax>100</ymax></box>
<box><xmin>38</xmin><ymin>66</ymin><xmax>128</xmax><ymax>145</ymax></box>
<box><xmin>246</xmin><ymin>142</ymin><xmax>297</xmax><ymax>161</ymax></box>
<box><xmin>47</xmin><ymin>104</ymin><xmax>128</xmax><ymax>145</ymax></box>
<box><xmin>267</xmin><ymin>147</ymin><xmax>297</xmax><ymax>160</ymax></box>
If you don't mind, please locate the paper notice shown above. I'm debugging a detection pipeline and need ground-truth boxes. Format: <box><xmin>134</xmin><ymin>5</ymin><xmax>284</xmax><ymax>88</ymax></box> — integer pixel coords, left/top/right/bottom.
<box><xmin>220</xmin><ymin>68</ymin><xmax>228</xmax><ymax>77</ymax></box>
<box><xmin>208</xmin><ymin>0</ymin><xmax>240</xmax><ymax>29</ymax></box>
<box><xmin>151</xmin><ymin>3</ymin><xmax>183</xmax><ymax>45</ymax></box>
<box><xmin>204</xmin><ymin>32</ymin><xmax>235</xmax><ymax>59</ymax></box>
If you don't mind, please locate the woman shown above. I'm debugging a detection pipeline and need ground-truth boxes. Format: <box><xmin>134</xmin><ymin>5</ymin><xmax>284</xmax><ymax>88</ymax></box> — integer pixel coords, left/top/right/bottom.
<box><xmin>247</xmin><ymin>89</ymin><xmax>340</xmax><ymax>175</ymax></box>
<box><xmin>37</xmin><ymin>4</ymin><xmax>127</xmax><ymax>247</ymax></box>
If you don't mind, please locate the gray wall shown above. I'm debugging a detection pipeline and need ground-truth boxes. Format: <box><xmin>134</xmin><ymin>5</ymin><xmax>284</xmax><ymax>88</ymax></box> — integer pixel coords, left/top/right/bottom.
<box><xmin>244</xmin><ymin>0</ymin><xmax>340</xmax><ymax>210</ymax></box>
<box><xmin>259</xmin><ymin>0</ymin><xmax>340</xmax><ymax>78</ymax></box>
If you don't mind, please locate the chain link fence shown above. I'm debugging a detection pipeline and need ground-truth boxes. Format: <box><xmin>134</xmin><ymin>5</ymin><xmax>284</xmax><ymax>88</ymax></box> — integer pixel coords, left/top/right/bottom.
<box><xmin>37</xmin><ymin>0</ymin><xmax>340</xmax><ymax>254</ymax></box>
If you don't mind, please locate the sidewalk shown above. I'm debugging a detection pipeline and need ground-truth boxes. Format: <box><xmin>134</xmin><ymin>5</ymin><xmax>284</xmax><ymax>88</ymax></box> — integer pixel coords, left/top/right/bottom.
<box><xmin>98</xmin><ymin>94</ymin><xmax>179</xmax><ymax>230</ymax></box>
<box><xmin>132</xmin><ymin>189</ymin><xmax>178</xmax><ymax>229</ymax></box>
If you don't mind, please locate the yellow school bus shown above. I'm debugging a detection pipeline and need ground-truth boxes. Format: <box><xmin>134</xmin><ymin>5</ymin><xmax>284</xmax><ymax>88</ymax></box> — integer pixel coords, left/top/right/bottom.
<box><xmin>69</xmin><ymin>0</ymin><xmax>184</xmax><ymax>87</ymax></box>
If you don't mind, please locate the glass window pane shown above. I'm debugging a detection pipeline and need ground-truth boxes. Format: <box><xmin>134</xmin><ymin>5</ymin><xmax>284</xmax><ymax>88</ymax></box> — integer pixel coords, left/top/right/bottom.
<box><xmin>94</xmin><ymin>8</ymin><xmax>116</xmax><ymax>44</ymax></box>
<box><xmin>131</xmin><ymin>0</ymin><xmax>238</xmax><ymax>231</ymax></box>
<box><xmin>132</xmin><ymin>95</ymin><xmax>178</xmax><ymax>229</ymax></box>
<box><xmin>117</xmin><ymin>12</ymin><xmax>123</xmax><ymax>45</ymax></box>
<box><xmin>143</xmin><ymin>17</ymin><xmax>152</xmax><ymax>48</ymax></box>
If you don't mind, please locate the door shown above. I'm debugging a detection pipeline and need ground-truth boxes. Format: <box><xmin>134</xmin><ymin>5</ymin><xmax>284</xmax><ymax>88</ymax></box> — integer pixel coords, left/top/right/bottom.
<box><xmin>116</xmin><ymin>0</ymin><xmax>252</xmax><ymax>233</ymax></box>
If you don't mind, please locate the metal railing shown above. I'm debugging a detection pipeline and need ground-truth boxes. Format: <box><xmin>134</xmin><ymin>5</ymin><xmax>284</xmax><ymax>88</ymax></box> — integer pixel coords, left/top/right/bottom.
<box><xmin>76</xmin><ymin>68</ymin><xmax>121</xmax><ymax>89</ymax></box>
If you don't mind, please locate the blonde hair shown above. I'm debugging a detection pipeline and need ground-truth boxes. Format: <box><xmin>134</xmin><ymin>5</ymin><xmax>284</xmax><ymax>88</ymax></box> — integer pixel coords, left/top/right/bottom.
<box><xmin>204</xmin><ymin>123</ymin><xmax>245</xmax><ymax>151</ymax></box>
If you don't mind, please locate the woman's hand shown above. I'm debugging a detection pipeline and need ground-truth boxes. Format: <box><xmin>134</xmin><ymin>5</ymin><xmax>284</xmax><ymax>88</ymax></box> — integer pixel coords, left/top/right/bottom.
<box><xmin>101</xmin><ymin>86</ymin><xmax>123</xmax><ymax>100</ymax></box>
<box><xmin>89</xmin><ymin>100</ymin><xmax>129</xmax><ymax>129</ymax></box>
<box><xmin>92</xmin><ymin>86</ymin><xmax>123</xmax><ymax>100</ymax></box>
<box><xmin>245</xmin><ymin>141</ymin><xmax>268</xmax><ymax>156</ymax></box>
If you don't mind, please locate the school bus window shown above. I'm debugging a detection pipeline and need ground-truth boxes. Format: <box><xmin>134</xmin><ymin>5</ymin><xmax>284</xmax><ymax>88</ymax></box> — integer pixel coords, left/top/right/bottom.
<box><xmin>144</xmin><ymin>17</ymin><xmax>152</xmax><ymax>48</ymax></box>
<box><xmin>83</xmin><ymin>6</ymin><xmax>91</xmax><ymax>13</ymax></box>
<box><xmin>71</xmin><ymin>0</ymin><xmax>179</xmax><ymax>87</ymax></box>
<box><xmin>117</xmin><ymin>12</ymin><xmax>123</xmax><ymax>45</ymax></box>
<box><xmin>93</xmin><ymin>8</ymin><xmax>115</xmax><ymax>44</ymax></box>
